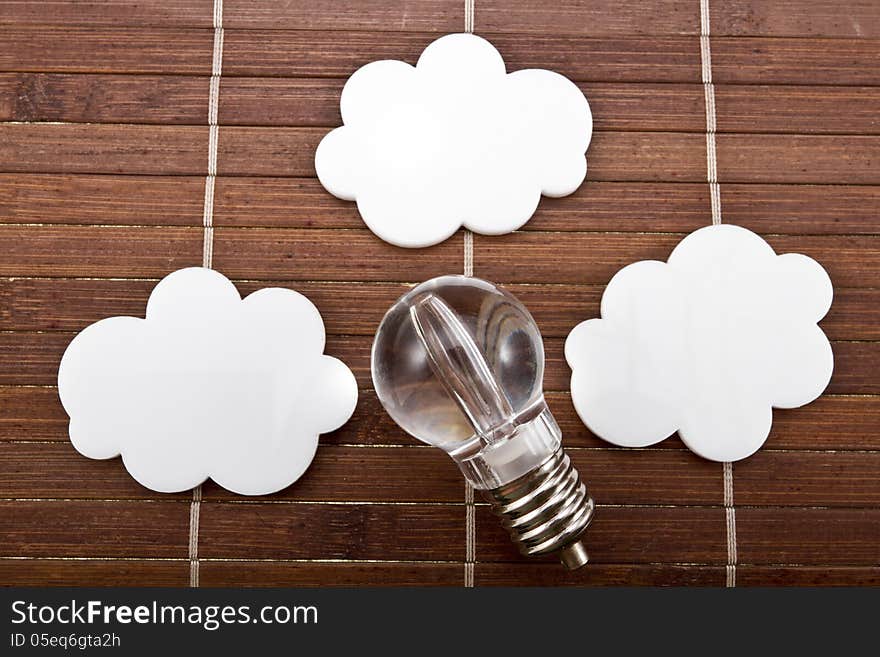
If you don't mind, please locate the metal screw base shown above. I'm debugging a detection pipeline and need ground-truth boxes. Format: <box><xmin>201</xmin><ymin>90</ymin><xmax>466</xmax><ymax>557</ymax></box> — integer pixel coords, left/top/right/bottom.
<box><xmin>482</xmin><ymin>448</ymin><xmax>595</xmax><ymax>569</ymax></box>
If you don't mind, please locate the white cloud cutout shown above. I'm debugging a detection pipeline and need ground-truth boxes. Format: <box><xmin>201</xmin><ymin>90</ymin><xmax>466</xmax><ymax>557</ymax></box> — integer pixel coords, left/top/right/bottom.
<box><xmin>58</xmin><ymin>268</ymin><xmax>358</xmax><ymax>495</ymax></box>
<box><xmin>565</xmin><ymin>225</ymin><xmax>834</xmax><ymax>462</ymax></box>
<box><xmin>315</xmin><ymin>32</ymin><xmax>592</xmax><ymax>248</ymax></box>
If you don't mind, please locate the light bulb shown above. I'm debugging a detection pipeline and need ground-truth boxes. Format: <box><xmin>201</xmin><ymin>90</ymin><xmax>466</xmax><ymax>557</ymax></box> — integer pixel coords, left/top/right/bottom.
<box><xmin>372</xmin><ymin>275</ymin><xmax>595</xmax><ymax>569</ymax></box>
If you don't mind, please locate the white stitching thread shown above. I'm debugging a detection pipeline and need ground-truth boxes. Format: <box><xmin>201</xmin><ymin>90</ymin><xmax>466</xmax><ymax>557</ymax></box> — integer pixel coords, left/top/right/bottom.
<box><xmin>463</xmin><ymin>230</ymin><xmax>474</xmax><ymax>277</ymax></box>
<box><xmin>724</xmin><ymin>462</ymin><xmax>737</xmax><ymax>586</ymax></box>
<box><xmin>188</xmin><ymin>485</ymin><xmax>202</xmax><ymax>586</ymax></box>
<box><xmin>190</xmin><ymin>0</ymin><xmax>225</xmax><ymax>589</ymax></box>
<box><xmin>700</xmin><ymin>0</ymin><xmax>722</xmax><ymax>227</ymax></box>
<box><xmin>701</xmin><ymin>0</ymin><xmax>736</xmax><ymax>587</ymax></box>
<box><xmin>463</xmin><ymin>0</ymin><xmax>476</xmax><ymax>589</ymax></box>
<box><xmin>464</xmin><ymin>0</ymin><xmax>474</xmax><ymax>34</ymax></box>
<box><xmin>463</xmin><ymin>228</ymin><xmax>475</xmax><ymax>587</ymax></box>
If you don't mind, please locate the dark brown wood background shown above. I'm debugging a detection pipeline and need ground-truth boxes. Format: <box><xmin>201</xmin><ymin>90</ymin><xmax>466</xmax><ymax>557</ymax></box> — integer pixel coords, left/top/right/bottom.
<box><xmin>1</xmin><ymin>1</ymin><xmax>879</xmax><ymax>587</ymax></box>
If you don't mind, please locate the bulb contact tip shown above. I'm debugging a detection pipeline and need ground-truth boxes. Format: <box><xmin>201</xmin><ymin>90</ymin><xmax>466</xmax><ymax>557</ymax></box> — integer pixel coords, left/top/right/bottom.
<box><xmin>559</xmin><ymin>540</ymin><xmax>589</xmax><ymax>570</ymax></box>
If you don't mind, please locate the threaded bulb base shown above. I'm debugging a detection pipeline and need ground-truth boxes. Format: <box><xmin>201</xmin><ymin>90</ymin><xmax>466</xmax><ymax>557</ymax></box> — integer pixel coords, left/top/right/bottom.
<box><xmin>482</xmin><ymin>447</ymin><xmax>595</xmax><ymax>569</ymax></box>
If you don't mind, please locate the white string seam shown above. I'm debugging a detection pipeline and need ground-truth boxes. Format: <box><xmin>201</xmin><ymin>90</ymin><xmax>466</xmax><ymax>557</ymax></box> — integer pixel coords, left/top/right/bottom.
<box><xmin>190</xmin><ymin>0</ymin><xmax>225</xmax><ymax>589</ymax></box>
<box><xmin>701</xmin><ymin>0</ymin><xmax>736</xmax><ymax>587</ymax></box>
<box><xmin>462</xmin><ymin>0</ymin><xmax>476</xmax><ymax>589</ymax></box>
<box><xmin>188</xmin><ymin>485</ymin><xmax>202</xmax><ymax>587</ymax></box>
<box><xmin>201</xmin><ymin>10</ymin><xmax>224</xmax><ymax>269</ymax></box>
<box><xmin>464</xmin><ymin>483</ymin><xmax>475</xmax><ymax>587</ymax></box>
<box><xmin>700</xmin><ymin>0</ymin><xmax>722</xmax><ymax>227</ymax></box>
<box><xmin>464</xmin><ymin>0</ymin><xmax>474</xmax><ymax>34</ymax></box>
<box><xmin>724</xmin><ymin>462</ymin><xmax>737</xmax><ymax>587</ymax></box>
<box><xmin>463</xmin><ymin>228</ymin><xmax>475</xmax><ymax>586</ymax></box>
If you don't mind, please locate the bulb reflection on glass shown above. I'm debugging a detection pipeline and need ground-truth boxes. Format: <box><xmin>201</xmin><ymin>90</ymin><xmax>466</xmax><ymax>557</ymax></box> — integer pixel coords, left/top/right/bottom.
<box><xmin>372</xmin><ymin>275</ymin><xmax>594</xmax><ymax>569</ymax></box>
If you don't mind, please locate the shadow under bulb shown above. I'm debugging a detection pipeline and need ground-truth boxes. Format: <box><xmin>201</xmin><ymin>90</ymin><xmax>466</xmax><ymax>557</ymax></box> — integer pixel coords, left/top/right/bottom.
<box><xmin>371</xmin><ymin>275</ymin><xmax>595</xmax><ymax>569</ymax></box>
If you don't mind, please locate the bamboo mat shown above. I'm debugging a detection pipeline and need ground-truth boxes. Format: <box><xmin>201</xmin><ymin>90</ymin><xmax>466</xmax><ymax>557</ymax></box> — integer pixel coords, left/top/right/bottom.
<box><xmin>1</xmin><ymin>0</ymin><xmax>879</xmax><ymax>587</ymax></box>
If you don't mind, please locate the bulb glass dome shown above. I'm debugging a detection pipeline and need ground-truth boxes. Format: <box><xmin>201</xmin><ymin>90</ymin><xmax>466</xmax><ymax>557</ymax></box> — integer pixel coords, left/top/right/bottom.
<box><xmin>372</xmin><ymin>275</ymin><xmax>562</xmax><ymax>489</ymax></box>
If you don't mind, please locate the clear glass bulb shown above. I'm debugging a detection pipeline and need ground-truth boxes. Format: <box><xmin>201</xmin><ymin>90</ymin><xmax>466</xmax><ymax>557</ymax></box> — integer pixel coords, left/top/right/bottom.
<box><xmin>372</xmin><ymin>275</ymin><xmax>594</xmax><ymax>568</ymax></box>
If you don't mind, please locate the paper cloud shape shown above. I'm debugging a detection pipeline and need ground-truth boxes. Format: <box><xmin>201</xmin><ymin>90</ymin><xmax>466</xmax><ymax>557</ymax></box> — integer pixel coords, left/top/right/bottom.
<box><xmin>58</xmin><ymin>268</ymin><xmax>358</xmax><ymax>495</ymax></box>
<box><xmin>315</xmin><ymin>33</ymin><xmax>592</xmax><ymax>247</ymax></box>
<box><xmin>565</xmin><ymin>225</ymin><xmax>833</xmax><ymax>462</ymax></box>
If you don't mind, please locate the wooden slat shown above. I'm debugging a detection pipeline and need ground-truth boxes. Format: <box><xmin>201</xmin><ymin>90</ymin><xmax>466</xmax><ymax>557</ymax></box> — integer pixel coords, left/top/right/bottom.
<box><xmin>0</xmin><ymin>124</ymin><xmax>207</xmax><ymax>176</ymax></box>
<box><xmin>734</xmin><ymin>451</ymin><xmax>880</xmax><ymax>507</ymax></box>
<box><xmin>8</xmin><ymin>31</ymin><xmax>874</xmax><ymax>87</ymax></box>
<box><xmin>721</xmin><ymin>184</ymin><xmax>880</xmax><ymax>235</ymax></box>
<box><xmin>217</xmin><ymin>79</ymin><xmax>707</xmax><ymax>132</ymax></box>
<box><xmin>712</xmin><ymin>37</ymin><xmax>880</xmax><ymax>85</ymax></box>
<box><xmin>0</xmin><ymin>174</ymin><xmax>206</xmax><ymax>226</ymax></box>
<box><xmin>584</xmin><ymin>131</ymin><xmax>707</xmax><ymax>182</ymax></box>
<box><xmin>215</xmin><ymin>179</ymin><xmax>711</xmax><ymax>231</ymax></box>
<box><xmin>471</xmin><ymin>1</ymin><xmax>698</xmax><ymax>36</ymax></box>
<box><xmin>0</xmin><ymin>226</ymin><xmax>203</xmax><ymax>278</ymax></box>
<box><xmin>197</xmin><ymin>501</ymin><xmax>465</xmax><ymax>561</ymax></box>
<box><xmin>200</xmin><ymin>560</ymin><xmax>462</xmax><ymax>587</ymax></box>
<box><xmin>220</xmin><ymin>77</ymin><xmax>344</xmax><ymax>126</ymax></box>
<box><xmin>222</xmin><ymin>29</ymin><xmax>442</xmax><ymax>78</ymax></box>
<box><xmin>0</xmin><ymin>225</ymin><xmax>459</xmax><ymax>283</ymax></box>
<box><xmin>476</xmin><ymin>232</ymin><xmax>880</xmax><ymax>288</ymax></box>
<box><xmin>2</xmin><ymin>331</ymin><xmax>877</xmax><ymax>395</ymax></box>
<box><xmin>220</xmin><ymin>129</ymin><xmax>706</xmax><ymax>180</ymax></box>
<box><xmin>735</xmin><ymin>566</ymin><xmax>880</xmax><ymax>587</ymax></box>
<box><xmin>765</xmin><ymin>396</ymin><xmax>880</xmax><ymax>451</ymax></box>
<box><xmin>583</xmin><ymin>83</ymin><xmax>706</xmax><ymax>132</ymax></box>
<box><xmin>0</xmin><ymin>500</ymin><xmax>189</xmax><ymax>558</ymax></box>
<box><xmin>0</xmin><ymin>278</ymin><xmax>402</xmax><ymax>334</ymax></box>
<box><xmin>7</xmin><ymin>175</ymin><xmax>876</xmax><ymax>236</ymax></box>
<box><xmin>821</xmin><ymin>342</ymin><xmax>880</xmax><ymax>395</ymax></box>
<box><xmin>218</xmin><ymin>127</ymin><xmax>320</xmax><ymax>176</ymax></box>
<box><xmin>727</xmin><ymin>231</ymin><xmax>874</xmax><ymax>285</ymax></box>
<box><xmin>0</xmin><ymin>73</ymin><xmax>210</xmax><ymax>124</ymax></box>
<box><xmin>4</xmin><ymin>386</ymin><xmax>878</xmax><ymax>452</ymax></box>
<box><xmin>736</xmin><ymin>507</ymin><xmax>880</xmax><ymax>565</ymax></box>
<box><xmin>478</xmin><ymin>564</ymin><xmax>880</xmax><ymax>587</ymax></box>
<box><xmin>213</xmin><ymin>177</ymin><xmax>360</xmax><ymax>228</ymax></box>
<box><xmin>0</xmin><ymin>386</ymin><xmax>68</xmax><ymax>442</ymax></box>
<box><xmin>198</xmin><ymin>446</ymin><xmax>723</xmax><ymax>506</ymax></box>
<box><xmin>6</xmin><ymin>175</ymin><xmax>880</xmax><ymax>237</ymax></box>
<box><xmin>570</xmin><ymin>449</ymin><xmax>722</xmax><ymax>506</ymax></box>
<box><xmin>0</xmin><ymin>26</ymin><xmax>212</xmax><ymax>74</ymax></box>
<box><xmin>214</xmin><ymin>178</ymin><xmax>880</xmax><ymax>235</ymax></box>
<box><xmin>713</xmin><ymin>1</ymin><xmax>880</xmax><ymax>38</ymax></box>
<box><xmin>5</xmin><ymin>278</ymin><xmax>875</xmax><ymax>341</ymax></box>
<box><xmin>223</xmin><ymin>0</ymin><xmax>461</xmax><ymax>32</ymax></box>
<box><xmin>0</xmin><ymin>1</ymin><xmax>213</xmax><ymax>27</ymax></box>
<box><xmin>715</xmin><ymin>85</ymin><xmax>880</xmax><ymax>135</ymax></box>
<box><xmin>476</xmin><ymin>506</ymin><xmax>726</xmax><ymax>564</ymax></box>
<box><xmin>478</xmin><ymin>232</ymin><xmax>679</xmax><ymax>285</ymax></box>
<box><xmin>0</xmin><ymin>127</ymin><xmax>706</xmax><ymax>181</ymax></box>
<box><xmin>0</xmin><ymin>384</ymin><xmax>425</xmax><ymax>447</ymax></box>
<box><xmin>0</xmin><ymin>278</ymin><xmax>158</xmax><ymax>331</ymax></box>
<box><xmin>488</xmin><ymin>34</ymin><xmax>701</xmax><ymax>83</ymax></box>
<box><xmin>0</xmin><ymin>559</ymin><xmax>188</xmax><ymax>586</ymax></box>
<box><xmin>213</xmin><ymin>228</ymin><xmax>463</xmax><ymax>282</ymax></box>
<box><xmin>717</xmin><ymin>134</ymin><xmax>880</xmax><ymax>185</ymax></box>
<box><xmin>200</xmin><ymin>446</ymin><xmax>463</xmax><ymax>503</ymax></box>
<box><xmin>220</xmin><ymin>0</ymin><xmax>696</xmax><ymax>35</ymax></box>
<box><xmin>223</xmin><ymin>31</ymin><xmax>701</xmax><ymax>82</ymax></box>
<box><xmin>0</xmin><ymin>382</ymin><xmax>636</xmax><ymax>448</ymax></box>
<box><xmin>475</xmin><ymin>563</ymin><xmax>724</xmax><ymax>586</ymax></box>
<box><xmin>0</xmin><ymin>332</ymin><xmax>368</xmax><ymax>387</ymax></box>
<box><xmin>0</xmin><ymin>385</ymin><xmax>624</xmax><ymax>448</ymax></box>
<box><xmin>0</xmin><ymin>442</ymin><xmax>189</xmax><ymax>501</ymax></box>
